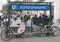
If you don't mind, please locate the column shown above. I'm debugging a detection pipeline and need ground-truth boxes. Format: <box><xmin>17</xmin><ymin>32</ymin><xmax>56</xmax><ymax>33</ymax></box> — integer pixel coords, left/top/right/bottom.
<box><xmin>54</xmin><ymin>0</ymin><xmax>59</xmax><ymax>23</ymax></box>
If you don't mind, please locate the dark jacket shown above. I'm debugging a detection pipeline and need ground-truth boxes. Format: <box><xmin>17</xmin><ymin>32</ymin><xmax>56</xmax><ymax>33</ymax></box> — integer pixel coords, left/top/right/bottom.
<box><xmin>42</xmin><ymin>15</ymin><xmax>49</xmax><ymax>25</ymax></box>
<box><xmin>39</xmin><ymin>16</ymin><xmax>43</xmax><ymax>24</ymax></box>
<box><xmin>33</xmin><ymin>17</ymin><xmax>39</xmax><ymax>25</ymax></box>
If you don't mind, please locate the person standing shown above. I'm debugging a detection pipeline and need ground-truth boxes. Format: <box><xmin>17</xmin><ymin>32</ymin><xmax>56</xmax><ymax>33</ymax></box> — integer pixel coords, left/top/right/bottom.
<box><xmin>24</xmin><ymin>15</ymin><xmax>28</xmax><ymax>26</ymax></box>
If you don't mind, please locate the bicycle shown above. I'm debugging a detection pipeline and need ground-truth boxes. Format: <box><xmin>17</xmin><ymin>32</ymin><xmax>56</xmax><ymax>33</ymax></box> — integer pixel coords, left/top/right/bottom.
<box><xmin>39</xmin><ymin>23</ymin><xmax>60</xmax><ymax>36</ymax></box>
<box><xmin>1</xmin><ymin>18</ymin><xmax>60</xmax><ymax>41</ymax></box>
<box><xmin>32</xmin><ymin>22</ymin><xmax>60</xmax><ymax>37</ymax></box>
<box><xmin>1</xmin><ymin>18</ymin><xmax>27</xmax><ymax>41</ymax></box>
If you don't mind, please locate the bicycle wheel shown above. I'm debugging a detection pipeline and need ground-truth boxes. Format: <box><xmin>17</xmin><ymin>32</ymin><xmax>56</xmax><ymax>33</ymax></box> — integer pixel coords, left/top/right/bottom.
<box><xmin>52</xmin><ymin>26</ymin><xmax>60</xmax><ymax>36</ymax></box>
<box><xmin>1</xmin><ymin>29</ymin><xmax>13</xmax><ymax>41</ymax></box>
<box><xmin>20</xmin><ymin>33</ymin><xmax>28</xmax><ymax>38</ymax></box>
<box><xmin>40</xmin><ymin>27</ymin><xmax>47</xmax><ymax>37</ymax></box>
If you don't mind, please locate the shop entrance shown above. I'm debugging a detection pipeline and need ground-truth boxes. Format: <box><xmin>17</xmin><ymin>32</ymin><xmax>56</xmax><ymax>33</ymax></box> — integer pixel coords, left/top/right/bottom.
<box><xmin>1</xmin><ymin>2</ymin><xmax>60</xmax><ymax>41</ymax></box>
<box><xmin>9</xmin><ymin>2</ymin><xmax>52</xmax><ymax>33</ymax></box>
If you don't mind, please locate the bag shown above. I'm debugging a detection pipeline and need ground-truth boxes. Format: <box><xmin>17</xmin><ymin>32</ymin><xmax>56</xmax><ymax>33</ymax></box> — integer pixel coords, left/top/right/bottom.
<box><xmin>27</xmin><ymin>19</ymin><xmax>31</xmax><ymax>27</ymax></box>
<box><xmin>17</xmin><ymin>22</ymin><xmax>25</xmax><ymax>34</ymax></box>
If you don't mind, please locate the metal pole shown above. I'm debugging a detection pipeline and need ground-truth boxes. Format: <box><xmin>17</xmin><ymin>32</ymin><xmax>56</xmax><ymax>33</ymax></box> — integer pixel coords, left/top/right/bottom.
<box><xmin>7</xmin><ymin>0</ymin><xmax>10</xmax><ymax>29</ymax></box>
<box><xmin>50</xmin><ymin>3</ymin><xmax>52</xmax><ymax>16</ymax></box>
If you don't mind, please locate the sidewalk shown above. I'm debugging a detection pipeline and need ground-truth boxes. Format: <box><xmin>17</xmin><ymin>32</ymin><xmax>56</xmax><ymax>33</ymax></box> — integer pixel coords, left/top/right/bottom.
<box><xmin>0</xmin><ymin>22</ymin><xmax>60</xmax><ymax>36</ymax></box>
<box><xmin>53</xmin><ymin>23</ymin><xmax>60</xmax><ymax>29</ymax></box>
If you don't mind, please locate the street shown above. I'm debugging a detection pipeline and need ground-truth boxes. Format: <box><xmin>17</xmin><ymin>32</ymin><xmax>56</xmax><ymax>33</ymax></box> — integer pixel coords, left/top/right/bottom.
<box><xmin>0</xmin><ymin>0</ymin><xmax>60</xmax><ymax>42</ymax></box>
<box><xmin>0</xmin><ymin>35</ymin><xmax>60</xmax><ymax>42</ymax></box>
<box><xmin>0</xmin><ymin>23</ymin><xmax>60</xmax><ymax>42</ymax></box>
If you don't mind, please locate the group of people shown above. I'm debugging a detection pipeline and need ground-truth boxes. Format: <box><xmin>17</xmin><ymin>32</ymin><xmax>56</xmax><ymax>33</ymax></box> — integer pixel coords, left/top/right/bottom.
<box><xmin>32</xmin><ymin>14</ymin><xmax>53</xmax><ymax>26</ymax></box>
<box><xmin>23</xmin><ymin>15</ymin><xmax>30</xmax><ymax>22</ymax></box>
<box><xmin>0</xmin><ymin>13</ymin><xmax>53</xmax><ymax>27</ymax></box>
<box><xmin>18</xmin><ymin>14</ymin><xmax>53</xmax><ymax>26</ymax></box>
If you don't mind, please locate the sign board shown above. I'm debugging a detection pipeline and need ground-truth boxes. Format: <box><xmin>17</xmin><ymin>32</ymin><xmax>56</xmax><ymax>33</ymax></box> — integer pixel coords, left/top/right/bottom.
<box><xmin>10</xmin><ymin>3</ymin><xmax>51</xmax><ymax>10</ymax></box>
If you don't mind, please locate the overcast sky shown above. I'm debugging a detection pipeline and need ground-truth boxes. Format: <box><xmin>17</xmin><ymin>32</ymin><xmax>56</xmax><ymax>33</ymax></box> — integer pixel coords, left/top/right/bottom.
<box><xmin>0</xmin><ymin>0</ymin><xmax>53</xmax><ymax>10</ymax></box>
<box><xmin>0</xmin><ymin>0</ymin><xmax>7</xmax><ymax>10</ymax></box>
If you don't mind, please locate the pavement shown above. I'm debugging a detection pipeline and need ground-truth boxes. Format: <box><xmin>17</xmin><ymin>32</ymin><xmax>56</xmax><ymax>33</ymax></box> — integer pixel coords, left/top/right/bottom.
<box><xmin>0</xmin><ymin>35</ymin><xmax>60</xmax><ymax>42</ymax></box>
<box><xmin>53</xmin><ymin>23</ymin><xmax>60</xmax><ymax>28</ymax></box>
<box><xmin>0</xmin><ymin>23</ymin><xmax>60</xmax><ymax>42</ymax></box>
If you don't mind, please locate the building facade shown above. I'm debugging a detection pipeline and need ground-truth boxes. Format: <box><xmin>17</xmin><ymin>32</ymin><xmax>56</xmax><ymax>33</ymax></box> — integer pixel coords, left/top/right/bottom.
<box><xmin>9</xmin><ymin>0</ymin><xmax>60</xmax><ymax>23</ymax></box>
<box><xmin>23</xmin><ymin>0</ymin><xmax>33</xmax><ymax>2</ymax></box>
<box><xmin>22</xmin><ymin>0</ymin><xmax>60</xmax><ymax>23</ymax></box>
